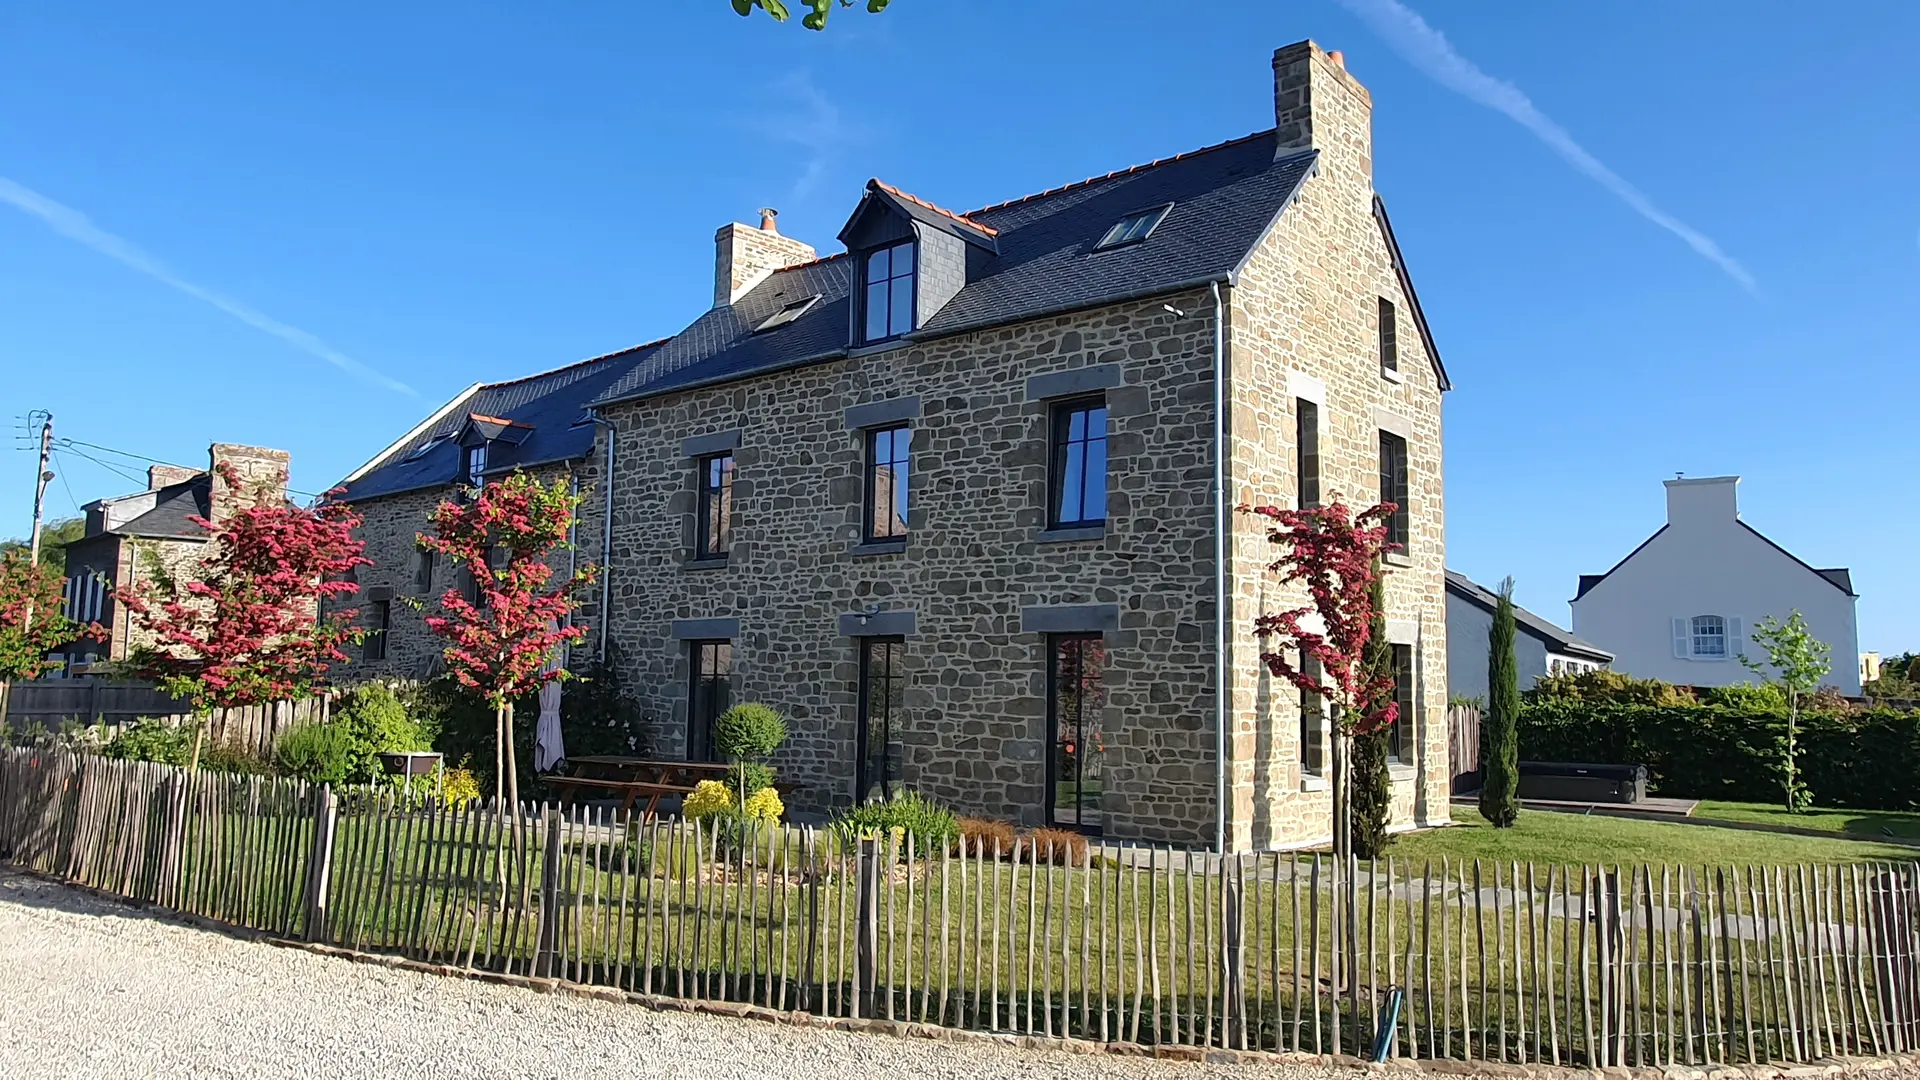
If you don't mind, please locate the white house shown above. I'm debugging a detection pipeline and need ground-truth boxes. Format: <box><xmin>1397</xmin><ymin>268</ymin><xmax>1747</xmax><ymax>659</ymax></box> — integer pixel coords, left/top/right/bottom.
<box><xmin>1570</xmin><ymin>476</ymin><xmax>1861</xmax><ymax>695</ymax></box>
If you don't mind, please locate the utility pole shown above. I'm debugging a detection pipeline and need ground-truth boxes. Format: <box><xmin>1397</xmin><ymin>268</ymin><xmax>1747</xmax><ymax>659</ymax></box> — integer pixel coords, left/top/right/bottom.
<box><xmin>27</xmin><ymin>411</ymin><xmax>54</xmax><ymax>566</ymax></box>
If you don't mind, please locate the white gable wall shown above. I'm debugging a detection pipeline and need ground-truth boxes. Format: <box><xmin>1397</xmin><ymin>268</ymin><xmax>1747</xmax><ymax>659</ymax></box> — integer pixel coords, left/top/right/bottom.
<box><xmin>1570</xmin><ymin>477</ymin><xmax>1860</xmax><ymax>694</ymax></box>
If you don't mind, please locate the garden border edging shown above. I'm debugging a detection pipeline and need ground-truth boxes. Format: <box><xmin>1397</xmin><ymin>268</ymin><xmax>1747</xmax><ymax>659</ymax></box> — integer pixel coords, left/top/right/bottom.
<box><xmin>12</xmin><ymin>866</ymin><xmax>1918</xmax><ymax>1080</ymax></box>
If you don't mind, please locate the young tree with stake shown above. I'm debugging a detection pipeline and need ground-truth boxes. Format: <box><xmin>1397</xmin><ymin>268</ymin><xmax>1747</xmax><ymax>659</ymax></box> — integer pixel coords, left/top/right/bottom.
<box><xmin>417</xmin><ymin>471</ymin><xmax>592</xmax><ymax>817</ymax></box>
<box><xmin>1740</xmin><ymin>610</ymin><xmax>1831</xmax><ymax>812</ymax></box>
<box><xmin>117</xmin><ymin>465</ymin><xmax>369</xmax><ymax>769</ymax></box>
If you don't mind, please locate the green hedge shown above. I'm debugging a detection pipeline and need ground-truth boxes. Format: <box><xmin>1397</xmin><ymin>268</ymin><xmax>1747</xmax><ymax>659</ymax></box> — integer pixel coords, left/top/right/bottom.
<box><xmin>1516</xmin><ymin>701</ymin><xmax>1920</xmax><ymax>810</ymax></box>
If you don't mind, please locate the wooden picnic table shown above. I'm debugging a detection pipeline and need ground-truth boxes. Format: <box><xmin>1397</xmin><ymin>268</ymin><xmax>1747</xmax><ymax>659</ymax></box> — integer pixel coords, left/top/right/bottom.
<box><xmin>544</xmin><ymin>756</ymin><xmax>733</xmax><ymax>819</ymax></box>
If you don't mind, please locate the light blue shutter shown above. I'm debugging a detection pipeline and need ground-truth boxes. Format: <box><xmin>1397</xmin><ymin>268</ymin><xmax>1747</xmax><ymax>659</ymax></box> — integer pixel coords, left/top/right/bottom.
<box><xmin>1672</xmin><ymin>617</ymin><xmax>1690</xmax><ymax>658</ymax></box>
<box><xmin>1728</xmin><ymin>617</ymin><xmax>1745</xmax><ymax>661</ymax></box>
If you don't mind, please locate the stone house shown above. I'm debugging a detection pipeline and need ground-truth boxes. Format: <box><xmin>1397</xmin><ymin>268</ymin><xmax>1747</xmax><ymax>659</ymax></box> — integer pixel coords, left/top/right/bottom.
<box><xmin>55</xmin><ymin>443</ymin><xmax>291</xmax><ymax>671</ymax></box>
<box><xmin>335</xmin><ymin>40</ymin><xmax>1452</xmax><ymax>851</ymax></box>
<box><xmin>330</xmin><ymin>353</ymin><xmax>658</xmax><ymax>679</ymax></box>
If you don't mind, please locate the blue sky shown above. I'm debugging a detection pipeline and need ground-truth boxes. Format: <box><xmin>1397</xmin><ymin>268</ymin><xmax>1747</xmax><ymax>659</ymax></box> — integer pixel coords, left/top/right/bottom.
<box><xmin>3</xmin><ymin>1</ymin><xmax>1915</xmax><ymax>653</ymax></box>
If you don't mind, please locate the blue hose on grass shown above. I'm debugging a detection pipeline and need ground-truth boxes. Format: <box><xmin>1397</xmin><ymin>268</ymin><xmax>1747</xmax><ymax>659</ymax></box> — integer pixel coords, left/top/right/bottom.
<box><xmin>1371</xmin><ymin>987</ymin><xmax>1404</xmax><ymax>1062</ymax></box>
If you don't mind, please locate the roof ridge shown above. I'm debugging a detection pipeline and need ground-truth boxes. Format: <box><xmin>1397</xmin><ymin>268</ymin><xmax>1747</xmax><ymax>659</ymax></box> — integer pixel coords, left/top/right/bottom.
<box><xmin>481</xmin><ymin>337</ymin><xmax>672</xmax><ymax>391</ymax></box>
<box><xmin>967</xmin><ymin>127</ymin><xmax>1278</xmax><ymax>217</ymax></box>
<box><xmin>872</xmin><ymin>179</ymin><xmax>1000</xmax><ymax>236</ymax></box>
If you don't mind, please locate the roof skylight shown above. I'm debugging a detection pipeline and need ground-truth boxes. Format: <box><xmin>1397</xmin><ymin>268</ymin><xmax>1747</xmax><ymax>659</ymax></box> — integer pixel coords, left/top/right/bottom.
<box><xmin>754</xmin><ymin>294</ymin><xmax>823</xmax><ymax>334</ymax></box>
<box><xmin>1095</xmin><ymin>204</ymin><xmax>1172</xmax><ymax>250</ymax></box>
<box><xmin>399</xmin><ymin>435</ymin><xmax>449</xmax><ymax>463</ymax></box>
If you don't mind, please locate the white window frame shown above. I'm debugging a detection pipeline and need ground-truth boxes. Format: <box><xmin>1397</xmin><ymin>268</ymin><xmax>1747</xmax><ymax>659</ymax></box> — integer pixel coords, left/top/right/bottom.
<box><xmin>1673</xmin><ymin>614</ymin><xmax>1741</xmax><ymax>661</ymax></box>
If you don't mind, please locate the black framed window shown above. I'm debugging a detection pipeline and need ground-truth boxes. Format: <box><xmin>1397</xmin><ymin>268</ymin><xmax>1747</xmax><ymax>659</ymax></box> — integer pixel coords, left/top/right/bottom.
<box><xmin>363</xmin><ymin>600</ymin><xmax>389</xmax><ymax>662</ymax></box>
<box><xmin>856</xmin><ymin>637</ymin><xmax>906</xmax><ymax>803</ymax></box>
<box><xmin>1389</xmin><ymin>642</ymin><xmax>1415</xmax><ymax>764</ymax></box>
<box><xmin>1378</xmin><ymin>297</ymin><xmax>1399</xmax><ymax>375</ymax></box>
<box><xmin>862</xmin><ymin>240</ymin><xmax>915</xmax><ymax>343</ymax></box>
<box><xmin>414</xmin><ymin>546</ymin><xmax>435</xmax><ymax>594</ymax></box>
<box><xmin>1049</xmin><ymin>398</ymin><xmax>1108</xmax><ymax>527</ymax></box>
<box><xmin>1296</xmin><ymin>399</ymin><xmax>1320</xmax><ymax>510</ymax></box>
<box><xmin>864</xmin><ymin>425</ymin><xmax>911</xmax><ymax>541</ymax></box>
<box><xmin>687</xmin><ymin>640</ymin><xmax>733</xmax><ymax>762</ymax></box>
<box><xmin>1378</xmin><ymin>431</ymin><xmax>1409</xmax><ymax>550</ymax></box>
<box><xmin>1047</xmin><ymin>633</ymin><xmax>1107</xmax><ymax>833</ymax></box>
<box><xmin>1298</xmin><ymin>650</ymin><xmax>1326</xmax><ymax>776</ymax></box>
<box><xmin>696</xmin><ymin>453</ymin><xmax>734</xmax><ymax>559</ymax></box>
<box><xmin>466</xmin><ymin>444</ymin><xmax>488</xmax><ymax>486</ymax></box>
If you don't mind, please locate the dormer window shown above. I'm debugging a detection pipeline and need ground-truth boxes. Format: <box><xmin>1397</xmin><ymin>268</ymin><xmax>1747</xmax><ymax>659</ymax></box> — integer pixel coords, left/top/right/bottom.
<box><xmin>862</xmin><ymin>240</ymin><xmax>916</xmax><ymax>343</ymax></box>
<box><xmin>466</xmin><ymin>444</ymin><xmax>488</xmax><ymax>486</ymax></box>
<box><xmin>1095</xmin><ymin>204</ymin><xmax>1171</xmax><ymax>250</ymax></box>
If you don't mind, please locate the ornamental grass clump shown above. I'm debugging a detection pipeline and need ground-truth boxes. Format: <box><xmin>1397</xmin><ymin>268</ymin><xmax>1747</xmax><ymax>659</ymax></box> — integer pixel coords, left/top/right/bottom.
<box><xmin>832</xmin><ymin>790</ymin><xmax>959</xmax><ymax>859</ymax></box>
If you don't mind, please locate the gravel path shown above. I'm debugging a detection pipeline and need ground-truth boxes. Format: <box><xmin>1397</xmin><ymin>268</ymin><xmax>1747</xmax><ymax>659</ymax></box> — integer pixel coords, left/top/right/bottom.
<box><xmin>0</xmin><ymin>869</ymin><xmax>1359</xmax><ymax>1080</ymax></box>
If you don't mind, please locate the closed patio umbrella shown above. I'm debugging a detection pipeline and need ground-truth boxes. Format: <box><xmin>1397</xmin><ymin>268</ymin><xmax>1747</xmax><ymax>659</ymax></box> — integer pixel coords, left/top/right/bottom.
<box><xmin>534</xmin><ymin>640</ymin><xmax>565</xmax><ymax>772</ymax></box>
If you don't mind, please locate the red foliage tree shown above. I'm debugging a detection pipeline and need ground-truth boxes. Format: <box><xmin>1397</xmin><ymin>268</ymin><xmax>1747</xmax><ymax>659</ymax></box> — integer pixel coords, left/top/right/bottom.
<box><xmin>417</xmin><ymin>471</ymin><xmax>591</xmax><ymax>814</ymax></box>
<box><xmin>0</xmin><ymin>550</ymin><xmax>104</xmax><ymax>683</ymax></box>
<box><xmin>1239</xmin><ymin>498</ymin><xmax>1399</xmax><ymax>858</ymax></box>
<box><xmin>117</xmin><ymin>463</ymin><xmax>371</xmax><ymax>768</ymax></box>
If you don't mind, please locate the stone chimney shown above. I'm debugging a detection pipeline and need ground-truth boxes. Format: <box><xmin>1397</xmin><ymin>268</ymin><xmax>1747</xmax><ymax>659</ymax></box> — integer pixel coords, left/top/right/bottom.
<box><xmin>147</xmin><ymin>463</ymin><xmax>198</xmax><ymax>490</ymax></box>
<box><xmin>713</xmin><ymin>208</ymin><xmax>816</xmax><ymax>308</ymax></box>
<box><xmin>1664</xmin><ymin>475</ymin><xmax>1740</xmax><ymax>529</ymax></box>
<box><xmin>1272</xmin><ymin>40</ymin><xmax>1374</xmax><ymax>182</ymax></box>
<box><xmin>208</xmin><ymin>442</ymin><xmax>291</xmax><ymax>521</ymax></box>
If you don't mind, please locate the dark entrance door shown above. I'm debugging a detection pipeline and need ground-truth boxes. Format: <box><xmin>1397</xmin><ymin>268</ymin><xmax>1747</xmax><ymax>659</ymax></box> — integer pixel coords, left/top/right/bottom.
<box><xmin>1046</xmin><ymin>633</ymin><xmax>1106</xmax><ymax>832</ymax></box>
<box><xmin>855</xmin><ymin>637</ymin><xmax>906</xmax><ymax>804</ymax></box>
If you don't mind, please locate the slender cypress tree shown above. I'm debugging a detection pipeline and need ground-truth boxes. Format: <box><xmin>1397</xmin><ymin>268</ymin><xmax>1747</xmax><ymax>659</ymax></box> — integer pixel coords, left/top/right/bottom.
<box><xmin>1479</xmin><ymin>576</ymin><xmax>1521</xmax><ymax>827</ymax></box>
<box><xmin>1350</xmin><ymin>563</ymin><xmax>1395</xmax><ymax>857</ymax></box>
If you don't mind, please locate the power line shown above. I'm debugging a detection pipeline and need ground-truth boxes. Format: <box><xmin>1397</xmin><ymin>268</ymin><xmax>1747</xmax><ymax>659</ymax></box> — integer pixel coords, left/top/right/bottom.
<box><xmin>54</xmin><ymin>445</ymin><xmax>146</xmax><ymax>489</ymax></box>
<box><xmin>49</xmin><ymin>434</ymin><xmax>323</xmax><ymax>499</ymax></box>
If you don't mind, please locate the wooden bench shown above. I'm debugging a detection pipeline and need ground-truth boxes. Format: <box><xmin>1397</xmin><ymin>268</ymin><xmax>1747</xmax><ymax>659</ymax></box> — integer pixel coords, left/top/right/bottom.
<box><xmin>543</xmin><ymin>776</ymin><xmax>693</xmax><ymax>819</ymax></box>
<box><xmin>543</xmin><ymin>757</ymin><xmax>733</xmax><ymax>820</ymax></box>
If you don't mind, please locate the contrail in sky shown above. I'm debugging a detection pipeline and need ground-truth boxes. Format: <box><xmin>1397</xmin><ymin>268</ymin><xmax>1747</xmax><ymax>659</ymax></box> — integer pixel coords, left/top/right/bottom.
<box><xmin>0</xmin><ymin>177</ymin><xmax>418</xmax><ymax>396</ymax></box>
<box><xmin>1333</xmin><ymin>0</ymin><xmax>1757</xmax><ymax>293</ymax></box>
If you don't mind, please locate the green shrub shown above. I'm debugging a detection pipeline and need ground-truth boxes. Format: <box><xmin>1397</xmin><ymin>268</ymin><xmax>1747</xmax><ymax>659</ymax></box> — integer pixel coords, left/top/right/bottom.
<box><xmin>331</xmin><ymin>683</ymin><xmax>429</xmax><ymax>783</ymax></box>
<box><xmin>556</xmin><ymin>643</ymin><xmax>651</xmax><ymax>759</ymax></box>
<box><xmin>276</xmin><ymin>723</ymin><xmax>356</xmax><ymax>785</ymax></box>
<box><xmin>831</xmin><ymin>791</ymin><xmax>959</xmax><ymax>859</ymax></box>
<box><xmin>716</xmin><ymin>703</ymin><xmax>787</xmax><ymax>761</ymax></box>
<box><xmin>102</xmin><ymin>718</ymin><xmax>193</xmax><ymax>766</ymax></box>
<box><xmin>728</xmin><ymin>761</ymin><xmax>774</xmax><ymax>796</ymax></box>
<box><xmin>1517</xmin><ymin>700</ymin><xmax>1920</xmax><ymax>811</ymax></box>
<box><xmin>1700</xmin><ymin>682</ymin><xmax>1787</xmax><ymax>712</ymax></box>
<box><xmin>201</xmin><ymin>742</ymin><xmax>274</xmax><ymax>775</ymax></box>
<box><xmin>1527</xmin><ymin>669</ymin><xmax>1694</xmax><ymax>706</ymax></box>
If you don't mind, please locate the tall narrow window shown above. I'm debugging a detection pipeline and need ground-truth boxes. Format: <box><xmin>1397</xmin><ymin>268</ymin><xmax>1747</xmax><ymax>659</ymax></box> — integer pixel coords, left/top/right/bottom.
<box><xmin>1389</xmin><ymin>642</ymin><xmax>1415</xmax><ymax>763</ymax></box>
<box><xmin>363</xmin><ymin>600</ymin><xmax>390</xmax><ymax>662</ymax></box>
<box><xmin>696</xmin><ymin>453</ymin><xmax>735</xmax><ymax>559</ymax></box>
<box><xmin>687</xmin><ymin>640</ymin><xmax>733</xmax><ymax>762</ymax></box>
<box><xmin>414</xmin><ymin>546</ymin><xmax>435</xmax><ymax>594</ymax></box>
<box><xmin>1378</xmin><ymin>297</ymin><xmax>1399</xmax><ymax>375</ymax></box>
<box><xmin>864</xmin><ymin>425</ymin><xmax>911</xmax><ymax>541</ymax></box>
<box><xmin>1296</xmin><ymin>399</ymin><xmax>1320</xmax><ymax>510</ymax></box>
<box><xmin>1049</xmin><ymin>398</ymin><xmax>1108</xmax><ymax>527</ymax></box>
<box><xmin>1298</xmin><ymin>650</ymin><xmax>1326</xmax><ymax>776</ymax></box>
<box><xmin>856</xmin><ymin>637</ymin><xmax>906</xmax><ymax>803</ymax></box>
<box><xmin>1047</xmin><ymin>633</ymin><xmax>1107</xmax><ymax>832</ymax></box>
<box><xmin>863</xmin><ymin>240</ymin><xmax>915</xmax><ymax>342</ymax></box>
<box><xmin>466</xmin><ymin>444</ymin><xmax>488</xmax><ymax>486</ymax></box>
<box><xmin>1379</xmin><ymin>431</ymin><xmax>1409</xmax><ymax>551</ymax></box>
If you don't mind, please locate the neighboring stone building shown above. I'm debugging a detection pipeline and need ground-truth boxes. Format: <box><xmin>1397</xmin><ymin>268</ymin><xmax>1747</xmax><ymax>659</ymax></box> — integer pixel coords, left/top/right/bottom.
<box><xmin>56</xmin><ymin>443</ymin><xmax>290</xmax><ymax>670</ymax></box>
<box><xmin>329</xmin><ymin>352</ymin><xmax>658</xmax><ymax>679</ymax></box>
<box><xmin>335</xmin><ymin>40</ymin><xmax>1453</xmax><ymax>850</ymax></box>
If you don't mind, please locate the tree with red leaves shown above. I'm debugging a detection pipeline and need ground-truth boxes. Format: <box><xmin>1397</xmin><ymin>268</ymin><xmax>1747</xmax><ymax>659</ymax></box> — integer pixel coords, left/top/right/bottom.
<box><xmin>117</xmin><ymin>463</ymin><xmax>371</xmax><ymax>770</ymax></box>
<box><xmin>1240</xmin><ymin>498</ymin><xmax>1399</xmax><ymax>860</ymax></box>
<box><xmin>0</xmin><ymin>550</ymin><xmax>104</xmax><ymax>684</ymax></box>
<box><xmin>417</xmin><ymin>471</ymin><xmax>591</xmax><ymax>817</ymax></box>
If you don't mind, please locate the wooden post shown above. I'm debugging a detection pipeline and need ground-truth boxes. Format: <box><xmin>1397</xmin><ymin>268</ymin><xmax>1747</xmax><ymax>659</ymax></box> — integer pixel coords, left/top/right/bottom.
<box><xmin>855</xmin><ymin>836</ymin><xmax>878</xmax><ymax>1019</ymax></box>
<box><xmin>533</xmin><ymin>808</ymin><xmax>561</xmax><ymax>978</ymax></box>
<box><xmin>303</xmin><ymin>784</ymin><xmax>338</xmax><ymax>942</ymax></box>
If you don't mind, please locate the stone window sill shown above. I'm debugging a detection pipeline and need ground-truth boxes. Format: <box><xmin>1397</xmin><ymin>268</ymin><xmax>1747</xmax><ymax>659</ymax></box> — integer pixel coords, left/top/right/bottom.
<box><xmin>1300</xmin><ymin>774</ymin><xmax>1328</xmax><ymax>793</ymax></box>
<box><xmin>1383</xmin><ymin>550</ymin><xmax>1413</xmax><ymax>569</ymax></box>
<box><xmin>1381</xmin><ymin>366</ymin><xmax>1406</xmax><ymax>385</ymax></box>
<box><xmin>850</xmin><ymin>539</ymin><xmax>908</xmax><ymax>557</ymax></box>
<box><xmin>683</xmin><ymin>556</ymin><xmax>730</xmax><ymax>572</ymax></box>
<box><xmin>1388</xmin><ymin>763</ymin><xmax>1418</xmax><ymax>784</ymax></box>
<box><xmin>1036</xmin><ymin>524</ymin><xmax>1106</xmax><ymax>544</ymax></box>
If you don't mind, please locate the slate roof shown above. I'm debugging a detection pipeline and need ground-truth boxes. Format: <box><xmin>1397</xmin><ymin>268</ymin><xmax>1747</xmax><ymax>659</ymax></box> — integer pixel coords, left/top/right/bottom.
<box><xmin>1446</xmin><ymin>570</ymin><xmax>1613</xmax><ymax>662</ymax></box>
<box><xmin>338</xmin><ymin>343</ymin><xmax>663</xmax><ymax>503</ymax></box>
<box><xmin>110</xmin><ymin>477</ymin><xmax>212</xmax><ymax>540</ymax></box>
<box><xmin>596</xmin><ymin>131</ymin><xmax>1328</xmax><ymax>405</ymax></box>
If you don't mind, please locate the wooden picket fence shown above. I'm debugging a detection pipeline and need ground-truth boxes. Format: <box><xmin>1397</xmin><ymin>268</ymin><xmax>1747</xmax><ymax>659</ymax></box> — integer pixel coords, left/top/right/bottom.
<box><xmin>3</xmin><ymin>746</ymin><xmax>1918</xmax><ymax>1066</ymax></box>
<box><xmin>0</xmin><ymin>680</ymin><xmax>328</xmax><ymax>757</ymax></box>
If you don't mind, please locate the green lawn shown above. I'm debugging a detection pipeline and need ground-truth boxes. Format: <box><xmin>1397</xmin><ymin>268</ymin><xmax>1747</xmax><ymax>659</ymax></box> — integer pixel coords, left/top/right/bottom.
<box><xmin>1392</xmin><ymin>807</ymin><xmax>1920</xmax><ymax>867</ymax></box>
<box><xmin>1692</xmin><ymin>800</ymin><xmax>1920</xmax><ymax>840</ymax></box>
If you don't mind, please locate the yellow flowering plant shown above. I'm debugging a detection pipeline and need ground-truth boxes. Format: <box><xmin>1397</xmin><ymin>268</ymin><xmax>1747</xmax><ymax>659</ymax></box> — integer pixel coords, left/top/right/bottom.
<box><xmin>742</xmin><ymin>786</ymin><xmax>784</xmax><ymax>824</ymax></box>
<box><xmin>683</xmin><ymin>779</ymin><xmax>733</xmax><ymax>819</ymax></box>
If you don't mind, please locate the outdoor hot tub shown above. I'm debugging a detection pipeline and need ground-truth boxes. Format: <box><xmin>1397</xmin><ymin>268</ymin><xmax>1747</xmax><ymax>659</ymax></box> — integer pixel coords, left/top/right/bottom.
<box><xmin>1514</xmin><ymin>760</ymin><xmax>1648</xmax><ymax>804</ymax></box>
